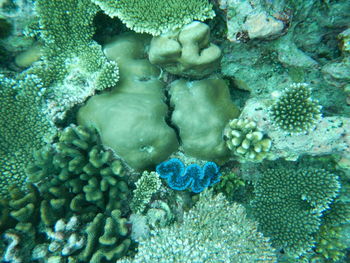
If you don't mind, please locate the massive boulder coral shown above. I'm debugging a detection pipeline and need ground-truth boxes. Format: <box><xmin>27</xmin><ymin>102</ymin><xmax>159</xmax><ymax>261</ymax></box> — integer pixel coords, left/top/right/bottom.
<box><xmin>149</xmin><ymin>21</ymin><xmax>222</xmax><ymax>78</ymax></box>
<box><xmin>91</xmin><ymin>0</ymin><xmax>215</xmax><ymax>35</ymax></box>
<box><xmin>78</xmin><ymin>33</ymin><xmax>179</xmax><ymax>170</ymax></box>
<box><xmin>169</xmin><ymin>78</ymin><xmax>240</xmax><ymax>161</ymax></box>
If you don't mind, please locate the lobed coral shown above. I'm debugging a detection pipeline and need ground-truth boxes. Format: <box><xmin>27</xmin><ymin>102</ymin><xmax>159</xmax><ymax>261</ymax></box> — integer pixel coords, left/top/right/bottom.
<box><xmin>269</xmin><ymin>83</ymin><xmax>322</xmax><ymax>133</ymax></box>
<box><xmin>117</xmin><ymin>190</ymin><xmax>276</xmax><ymax>263</ymax></box>
<box><xmin>251</xmin><ymin>167</ymin><xmax>340</xmax><ymax>257</ymax></box>
<box><xmin>224</xmin><ymin>118</ymin><xmax>272</xmax><ymax>162</ymax></box>
<box><xmin>91</xmin><ymin>0</ymin><xmax>215</xmax><ymax>35</ymax></box>
<box><xmin>149</xmin><ymin>21</ymin><xmax>222</xmax><ymax>78</ymax></box>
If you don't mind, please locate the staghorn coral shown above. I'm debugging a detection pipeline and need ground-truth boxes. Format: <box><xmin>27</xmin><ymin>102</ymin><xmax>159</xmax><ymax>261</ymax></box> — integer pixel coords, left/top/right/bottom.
<box><xmin>130</xmin><ymin>171</ymin><xmax>162</xmax><ymax>214</ymax></box>
<box><xmin>156</xmin><ymin>158</ymin><xmax>221</xmax><ymax>193</ymax></box>
<box><xmin>269</xmin><ymin>83</ymin><xmax>322</xmax><ymax>134</ymax></box>
<box><xmin>224</xmin><ymin>118</ymin><xmax>272</xmax><ymax>162</ymax></box>
<box><xmin>148</xmin><ymin>21</ymin><xmax>221</xmax><ymax>78</ymax></box>
<box><xmin>91</xmin><ymin>0</ymin><xmax>215</xmax><ymax>35</ymax></box>
<box><xmin>117</xmin><ymin>190</ymin><xmax>276</xmax><ymax>263</ymax></box>
<box><xmin>251</xmin><ymin>167</ymin><xmax>340</xmax><ymax>257</ymax></box>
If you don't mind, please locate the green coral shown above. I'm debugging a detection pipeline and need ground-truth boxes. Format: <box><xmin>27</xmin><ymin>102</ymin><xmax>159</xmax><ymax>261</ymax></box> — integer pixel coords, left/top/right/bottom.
<box><xmin>130</xmin><ymin>171</ymin><xmax>162</xmax><ymax>214</ymax></box>
<box><xmin>118</xmin><ymin>190</ymin><xmax>277</xmax><ymax>263</ymax></box>
<box><xmin>223</xmin><ymin>118</ymin><xmax>272</xmax><ymax>162</ymax></box>
<box><xmin>91</xmin><ymin>0</ymin><xmax>215</xmax><ymax>35</ymax></box>
<box><xmin>0</xmin><ymin>74</ymin><xmax>56</xmax><ymax>197</ymax></box>
<box><xmin>269</xmin><ymin>83</ymin><xmax>322</xmax><ymax>133</ymax></box>
<box><xmin>148</xmin><ymin>21</ymin><xmax>221</xmax><ymax>78</ymax></box>
<box><xmin>252</xmin><ymin>168</ymin><xmax>340</xmax><ymax>257</ymax></box>
<box><xmin>213</xmin><ymin>171</ymin><xmax>245</xmax><ymax>198</ymax></box>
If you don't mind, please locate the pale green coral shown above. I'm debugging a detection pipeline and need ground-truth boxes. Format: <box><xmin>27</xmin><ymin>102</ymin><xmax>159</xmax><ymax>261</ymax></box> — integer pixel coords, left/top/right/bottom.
<box><xmin>224</xmin><ymin>118</ymin><xmax>272</xmax><ymax>162</ymax></box>
<box><xmin>118</xmin><ymin>190</ymin><xmax>276</xmax><ymax>263</ymax></box>
<box><xmin>131</xmin><ymin>171</ymin><xmax>162</xmax><ymax>214</ymax></box>
<box><xmin>91</xmin><ymin>0</ymin><xmax>215</xmax><ymax>35</ymax></box>
<box><xmin>252</xmin><ymin>168</ymin><xmax>340</xmax><ymax>257</ymax></box>
<box><xmin>149</xmin><ymin>21</ymin><xmax>221</xmax><ymax>78</ymax></box>
<box><xmin>269</xmin><ymin>83</ymin><xmax>322</xmax><ymax>133</ymax></box>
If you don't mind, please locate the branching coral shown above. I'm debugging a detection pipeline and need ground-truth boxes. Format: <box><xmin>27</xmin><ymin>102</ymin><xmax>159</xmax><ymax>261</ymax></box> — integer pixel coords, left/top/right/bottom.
<box><xmin>91</xmin><ymin>0</ymin><xmax>215</xmax><ymax>35</ymax></box>
<box><xmin>252</xmin><ymin>168</ymin><xmax>340</xmax><ymax>257</ymax></box>
<box><xmin>117</xmin><ymin>190</ymin><xmax>276</xmax><ymax>263</ymax></box>
<box><xmin>224</xmin><ymin>118</ymin><xmax>272</xmax><ymax>162</ymax></box>
<box><xmin>0</xmin><ymin>74</ymin><xmax>56</xmax><ymax>197</ymax></box>
<box><xmin>269</xmin><ymin>83</ymin><xmax>322</xmax><ymax>133</ymax></box>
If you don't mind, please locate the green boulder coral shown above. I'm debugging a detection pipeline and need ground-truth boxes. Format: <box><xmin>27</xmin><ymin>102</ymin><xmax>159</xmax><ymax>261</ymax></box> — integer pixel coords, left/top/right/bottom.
<box><xmin>149</xmin><ymin>21</ymin><xmax>221</xmax><ymax>78</ymax></box>
<box><xmin>91</xmin><ymin>0</ymin><xmax>215</xmax><ymax>35</ymax></box>
<box><xmin>252</xmin><ymin>168</ymin><xmax>340</xmax><ymax>257</ymax></box>
<box><xmin>223</xmin><ymin>118</ymin><xmax>272</xmax><ymax>162</ymax></box>
<box><xmin>269</xmin><ymin>83</ymin><xmax>322</xmax><ymax>133</ymax></box>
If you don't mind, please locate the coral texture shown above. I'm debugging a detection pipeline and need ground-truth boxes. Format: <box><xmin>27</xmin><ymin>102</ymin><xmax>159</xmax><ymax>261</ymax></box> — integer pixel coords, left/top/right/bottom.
<box><xmin>117</xmin><ymin>190</ymin><xmax>276</xmax><ymax>263</ymax></box>
<box><xmin>269</xmin><ymin>83</ymin><xmax>322</xmax><ymax>133</ymax></box>
<box><xmin>78</xmin><ymin>33</ymin><xmax>179</xmax><ymax>170</ymax></box>
<box><xmin>156</xmin><ymin>158</ymin><xmax>221</xmax><ymax>193</ymax></box>
<box><xmin>149</xmin><ymin>21</ymin><xmax>221</xmax><ymax>78</ymax></box>
<box><xmin>224</xmin><ymin>118</ymin><xmax>272</xmax><ymax>162</ymax></box>
<box><xmin>252</xmin><ymin>168</ymin><xmax>340</xmax><ymax>257</ymax></box>
<box><xmin>91</xmin><ymin>0</ymin><xmax>215</xmax><ymax>35</ymax></box>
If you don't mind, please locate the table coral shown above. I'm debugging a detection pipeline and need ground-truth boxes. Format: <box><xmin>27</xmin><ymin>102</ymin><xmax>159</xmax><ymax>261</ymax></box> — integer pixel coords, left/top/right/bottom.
<box><xmin>251</xmin><ymin>168</ymin><xmax>340</xmax><ymax>257</ymax></box>
<box><xmin>91</xmin><ymin>0</ymin><xmax>215</xmax><ymax>35</ymax></box>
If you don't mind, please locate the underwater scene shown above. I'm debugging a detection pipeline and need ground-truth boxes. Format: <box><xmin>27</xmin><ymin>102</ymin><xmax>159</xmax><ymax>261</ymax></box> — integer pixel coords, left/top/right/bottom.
<box><xmin>0</xmin><ymin>0</ymin><xmax>350</xmax><ymax>262</ymax></box>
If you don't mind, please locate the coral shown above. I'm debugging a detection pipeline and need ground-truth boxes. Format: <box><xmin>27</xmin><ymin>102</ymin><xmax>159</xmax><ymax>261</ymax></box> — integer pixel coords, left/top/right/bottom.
<box><xmin>156</xmin><ymin>158</ymin><xmax>221</xmax><ymax>193</ymax></box>
<box><xmin>239</xmin><ymin>98</ymin><xmax>350</xmax><ymax>161</ymax></box>
<box><xmin>223</xmin><ymin>118</ymin><xmax>272</xmax><ymax>162</ymax></box>
<box><xmin>32</xmin><ymin>215</ymin><xmax>86</xmax><ymax>262</ymax></box>
<box><xmin>0</xmin><ymin>74</ymin><xmax>56</xmax><ymax>197</ymax></box>
<box><xmin>78</xmin><ymin>33</ymin><xmax>179</xmax><ymax>170</ymax></box>
<box><xmin>213</xmin><ymin>171</ymin><xmax>245</xmax><ymax>198</ymax></box>
<box><xmin>117</xmin><ymin>190</ymin><xmax>276</xmax><ymax>263</ymax></box>
<box><xmin>169</xmin><ymin>78</ymin><xmax>240</xmax><ymax>161</ymax></box>
<box><xmin>91</xmin><ymin>0</ymin><xmax>215</xmax><ymax>36</ymax></box>
<box><xmin>251</xmin><ymin>168</ymin><xmax>340</xmax><ymax>257</ymax></box>
<box><xmin>148</xmin><ymin>21</ymin><xmax>221</xmax><ymax>78</ymax></box>
<box><xmin>26</xmin><ymin>125</ymin><xmax>131</xmax><ymax>261</ymax></box>
<box><xmin>269</xmin><ymin>83</ymin><xmax>322</xmax><ymax>133</ymax></box>
<box><xmin>130</xmin><ymin>171</ymin><xmax>162</xmax><ymax>214</ymax></box>
<box><xmin>30</xmin><ymin>0</ymin><xmax>119</xmax><ymax>120</ymax></box>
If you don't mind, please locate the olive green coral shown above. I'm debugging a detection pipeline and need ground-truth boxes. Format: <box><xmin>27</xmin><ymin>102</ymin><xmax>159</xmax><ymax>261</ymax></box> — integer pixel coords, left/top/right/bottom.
<box><xmin>224</xmin><ymin>118</ymin><xmax>272</xmax><ymax>162</ymax></box>
<box><xmin>269</xmin><ymin>83</ymin><xmax>322</xmax><ymax>133</ymax></box>
<box><xmin>91</xmin><ymin>0</ymin><xmax>215</xmax><ymax>35</ymax></box>
<box><xmin>149</xmin><ymin>21</ymin><xmax>221</xmax><ymax>78</ymax></box>
<box><xmin>252</xmin><ymin>168</ymin><xmax>340</xmax><ymax>257</ymax></box>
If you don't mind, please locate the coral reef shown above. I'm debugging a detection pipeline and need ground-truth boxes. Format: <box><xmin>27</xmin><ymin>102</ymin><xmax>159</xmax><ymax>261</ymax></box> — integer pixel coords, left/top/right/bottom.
<box><xmin>224</xmin><ymin>118</ymin><xmax>272</xmax><ymax>162</ymax></box>
<box><xmin>117</xmin><ymin>190</ymin><xmax>276</xmax><ymax>263</ymax></box>
<box><xmin>169</xmin><ymin>78</ymin><xmax>240</xmax><ymax>161</ymax></box>
<box><xmin>130</xmin><ymin>171</ymin><xmax>162</xmax><ymax>214</ymax></box>
<box><xmin>251</xmin><ymin>168</ymin><xmax>340</xmax><ymax>257</ymax></box>
<box><xmin>91</xmin><ymin>0</ymin><xmax>215</xmax><ymax>35</ymax></box>
<box><xmin>149</xmin><ymin>21</ymin><xmax>221</xmax><ymax>78</ymax></box>
<box><xmin>269</xmin><ymin>83</ymin><xmax>322</xmax><ymax>133</ymax></box>
<box><xmin>78</xmin><ymin>33</ymin><xmax>179</xmax><ymax>170</ymax></box>
<box><xmin>156</xmin><ymin>158</ymin><xmax>221</xmax><ymax>193</ymax></box>
<box><xmin>213</xmin><ymin>171</ymin><xmax>245</xmax><ymax>198</ymax></box>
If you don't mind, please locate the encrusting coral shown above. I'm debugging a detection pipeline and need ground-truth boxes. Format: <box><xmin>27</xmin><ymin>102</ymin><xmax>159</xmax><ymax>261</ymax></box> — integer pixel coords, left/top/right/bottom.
<box><xmin>269</xmin><ymin>83</ymin><xmax>322</xmax><ymax>133</ymax></box>
<box><xmin>91</xmin><ymin>0</ymin><xmax>215</xmax><ymax>35</ymax></box>
<box><xmin>252</xmin><ymin>167</ymin><xmax>340</xmax><ymax>257</ymax></box>
<box><xmin>149</xmin><ymin>21</ymin><xmax>222</xmax><ymax>78</ymax></box>
<box><xmin>224</xmin><ymin>118</ymin><xmax>272</xmax><ymax>162</ymax></box>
